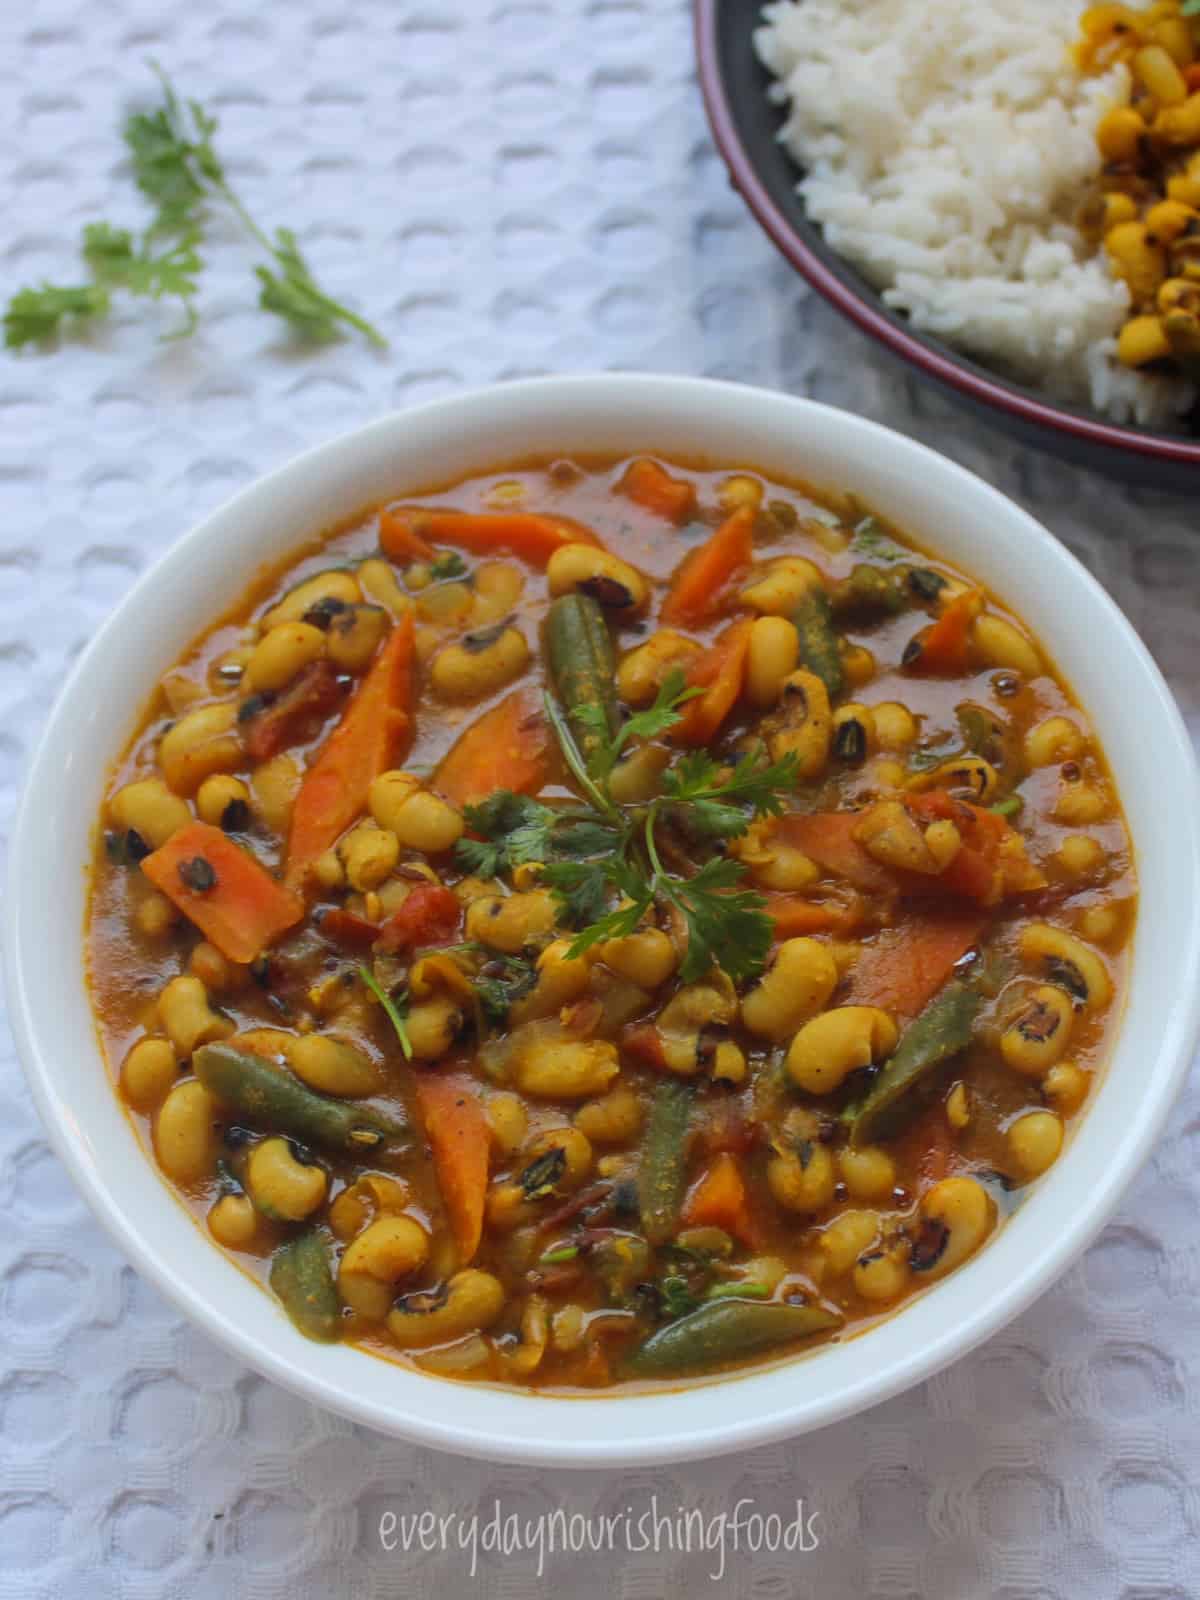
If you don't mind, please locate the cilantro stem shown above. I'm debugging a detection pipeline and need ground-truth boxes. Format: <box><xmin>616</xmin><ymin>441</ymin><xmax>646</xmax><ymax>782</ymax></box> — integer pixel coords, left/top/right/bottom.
<box><xmin>542</xmin><ymin>692</ymin><xmax>620</xmax><ymax>821</ymax></box>
<box><xmin>358</xmin><ymin>964</ymin><xmax>412</xmax><ymax>1061</ymax></box>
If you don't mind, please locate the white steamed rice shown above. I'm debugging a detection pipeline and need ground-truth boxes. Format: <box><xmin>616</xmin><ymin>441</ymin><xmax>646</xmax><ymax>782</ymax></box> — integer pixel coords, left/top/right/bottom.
<box><xmin>756</xmin><ymin>0</ymin><xmax>1195</xmax><ymax>428</ymax></box>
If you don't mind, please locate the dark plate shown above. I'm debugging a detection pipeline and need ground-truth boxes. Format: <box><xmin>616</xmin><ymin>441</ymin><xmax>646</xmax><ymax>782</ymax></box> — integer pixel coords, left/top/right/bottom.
<box><xmin>695</xmin><ymin>0</ymin><xmax>1200</xmax><ymax>488</ymax></box>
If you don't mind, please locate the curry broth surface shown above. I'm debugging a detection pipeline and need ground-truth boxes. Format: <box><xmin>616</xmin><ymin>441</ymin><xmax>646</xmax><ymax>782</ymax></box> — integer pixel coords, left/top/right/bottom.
<box><xmin>86</xmin><ymin>454</ymin><xmax>1135</xmax><ymax>1394</ymax></box>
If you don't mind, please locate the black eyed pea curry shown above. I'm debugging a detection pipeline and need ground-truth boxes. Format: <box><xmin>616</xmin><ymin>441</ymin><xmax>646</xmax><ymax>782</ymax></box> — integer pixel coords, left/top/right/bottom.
<box><xmin>88</xmin><ymin>454</ymin><xmax>1135</xmax><ymax>1390</ymax></box>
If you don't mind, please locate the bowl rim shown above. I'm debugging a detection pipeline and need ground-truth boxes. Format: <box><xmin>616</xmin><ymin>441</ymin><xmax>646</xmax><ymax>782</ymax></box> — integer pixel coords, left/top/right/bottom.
<box><xmin>5</xmin><ymin>372</ymin><xmax>1200</xmax><ymax>1467</ymax></box>
<box><xmin>693</xmin><ymin>0</ymin><xmax>1200</xmax><ymax>469</ymax></box>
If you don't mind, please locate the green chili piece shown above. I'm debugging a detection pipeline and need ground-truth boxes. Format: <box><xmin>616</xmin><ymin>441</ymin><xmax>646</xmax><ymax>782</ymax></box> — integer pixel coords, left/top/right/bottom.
<box><xmin>829</xmin><ymin>563</ymin><xmax>907</xmax><ymax>619</ymax></box>
<box><xmin>791</xmin><ymin>587</ymin><xmax>845</xmax><ymax>698</ymax></box>
<box><xmin>846</xmin><ymin>981</ymin><xmax>982</xmax><ymax>1147</ymax></box>
<box><xmin>637</xmin><ymin>1080</ymin><xmax>694</xmax><ymax>1246</ymax></box>
<box><xmin>626</xmin><ymin>1298</ymin><xmax>841</xmax><ymax>1376</ymax></box>
<box><xmin>269</xmin><ymin>1230</ymin><xmax>340</xmax><ymax>1342</ymax></box>
<box><xmin>193</xmin><ymin>1042</ymin><xmax>407</xmax><ymax>1155</ymax></box>
<box><xmin>544</xmin><ymin>592</ymin><xmax>619</xmax><ymax>777</ymax></box>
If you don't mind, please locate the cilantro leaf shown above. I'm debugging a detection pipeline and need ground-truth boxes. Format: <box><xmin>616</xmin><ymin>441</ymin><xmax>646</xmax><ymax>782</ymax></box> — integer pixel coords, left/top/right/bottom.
<box><xmin>540</xmin><ymin>859</ymin><xmax>614</xmax><ymax>931</ymax></box>
<box><xmin>471</xmin><ymin>955</ymin><xmax>537</xmax><ymax>1024</ymax></box>
<box><xmin>4</xmin><ymin>283</ymin><xmax>110</xmax><ymax>348</ymax></box>
<box><xmin>456</xmin><ymin>792</ymin><xmax>557</xmax><ymax>878</ymax></box>
<box><xmin>663</xmin><ymin>857</ymin><xmax>773</xmax><ymax>984</ymax></box>
<box><xmin>662</xmin><ymin>747</ymin><xmax>799</xmax><ymax>840</ymax></box>
<box><xmin>430</xmin><ymin>551</ymin><xmax>468</xmax><ymax>580</ymax></box>
<box><xmin>850</xmin><ymin>515</ymin><xmax>905</xmax><ymax>562</ymax></box>
<box><xmin>256</xmin><ymin>226</ymin><xmax>387</xmax><ymax>348</ymax></box>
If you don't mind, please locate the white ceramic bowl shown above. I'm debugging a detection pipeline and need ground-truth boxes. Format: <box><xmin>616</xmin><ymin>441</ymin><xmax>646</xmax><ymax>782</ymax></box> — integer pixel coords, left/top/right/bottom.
<box><xmin>6</xmin><ymin>376</ymin><xmax>1200</xmax><ymax>1466</ymax></box>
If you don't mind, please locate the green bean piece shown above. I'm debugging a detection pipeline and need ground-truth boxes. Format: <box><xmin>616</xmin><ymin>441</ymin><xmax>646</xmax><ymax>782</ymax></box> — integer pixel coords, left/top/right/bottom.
<box><xmin>830</xmin><ymin>563</ymin><xmax>908</xmax><ymax>619</ymax></box>
<box><xmin>626</xmin><ymin>1298</ymin><xmax>841</xmax><ymax>1376</ymax></box>
<box><xmin>193</xmin><ymin>1043</ymin><xmax>407</xmax><ymax>1155</ymax></box>
<box><xmin>846</xmin><ymin>981</ymin><xmax>982</xmax><ymax>1147</ymax></box>
<box><xmin>792</xmin><ymin>587</ymin><xmax>845</xmax><ymax>699</ymax></box>
<box><xmin>637</xmin><ymin>1080</ymin><xmax>694</xmax><ymax>1246</ymax></box>
<box><xmin>544</xmin><ymin>592</ymin><xmax>619</xmax><ymax>777</ymax></box>
<box><xmin>269</xmin><ymin>1230</ymin><xmax>340</xmax><ymax>1342</ymax></box>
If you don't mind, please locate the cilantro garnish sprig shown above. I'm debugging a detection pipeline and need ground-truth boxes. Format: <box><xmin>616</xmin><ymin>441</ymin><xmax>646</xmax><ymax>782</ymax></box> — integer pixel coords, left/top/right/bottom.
<box><xmin>5</xmin><ymin>64</ymin><xmax>385</xmax><ymax>350</ymax></box>
<box><xmin>454</xmin><ymin>672</ymin><xmax>797</xmax><ymax>986</ymax></box>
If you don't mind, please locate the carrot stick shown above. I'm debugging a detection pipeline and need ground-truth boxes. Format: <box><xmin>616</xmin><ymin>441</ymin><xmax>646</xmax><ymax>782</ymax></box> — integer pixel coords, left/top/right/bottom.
<box><xmin>680</xmin><ymin>1152</ymin><xmax>758</xmax><ymax>1248</ymax></box>
<box><xmin>671</xmin><ymin>617</ymin><xmax>753</xmax><ymax>747</ymax></box>
<box><xmin>284</xmin><ymin>613</ymin><xmax>415</xmax><ymax>888</ymax></box>
<box><xmin>847</xmin><ymin>910</ymin><xmax>986</xmax><ymax>1019</ymax></box>
<box><xmin>380</xmin><ymin>507</ymin><xmax>601</xmax><ymax>568</ymax></box>
<box><xmin>142</xmin><ymin>821</ymin><xmax>304</xmax><ymax>964</ymax></box>
<box><xmin>904</xmin><ymin>590</ymin><xmax>982</xmax><ymax>675</ymax></box>
<box><xmin>414</xmin><ymin>1073</ymin><xmax>491</xmax><ymax>1266</ymax></box>
<box><xmin>764</xmin><ymin>893</ymin><xmax>862</xmax><ymax>939</ymax></box>
<box><xmin>618</xmin><ymin>458</ymin><xmax>697</xmax><ymax>523</ymax></box>
<box><xmin>660</xmin><ymin>506</ymin><xmax>755</xmax><ymax>626</ymax></box>
<box><xmin>432</xmin><ymin>690</ymin><xmax>548</xmax><ymax>811</ymax></box>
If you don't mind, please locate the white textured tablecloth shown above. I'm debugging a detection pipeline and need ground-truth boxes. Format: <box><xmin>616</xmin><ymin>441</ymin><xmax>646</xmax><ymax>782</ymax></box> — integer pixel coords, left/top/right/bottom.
<box><xmin>1</xmin><ymin>2</ymin><xmax>1198</xmax><ymax>1595</ymax></box>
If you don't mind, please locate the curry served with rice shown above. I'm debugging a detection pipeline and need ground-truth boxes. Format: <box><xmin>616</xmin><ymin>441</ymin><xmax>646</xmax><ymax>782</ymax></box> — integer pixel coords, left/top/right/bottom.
<box><xmin>86</xmin><ymin>454</ymin><xmax>1134</xmax><ymax>1390</ymax></box>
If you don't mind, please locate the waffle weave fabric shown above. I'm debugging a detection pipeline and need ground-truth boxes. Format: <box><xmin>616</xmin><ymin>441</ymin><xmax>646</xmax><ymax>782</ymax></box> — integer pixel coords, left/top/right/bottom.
<box><xmin>0</xmin><ymin>2</ymin><xmax>1198</xmax><ymax>1596</ymax></box>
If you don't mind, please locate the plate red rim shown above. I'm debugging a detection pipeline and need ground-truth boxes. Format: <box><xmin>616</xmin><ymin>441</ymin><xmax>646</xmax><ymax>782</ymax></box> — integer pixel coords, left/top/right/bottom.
<box><xmin>694</xmin><ymin>0</ymin><xmax>1200</xmax><ymax>469</ymax></box>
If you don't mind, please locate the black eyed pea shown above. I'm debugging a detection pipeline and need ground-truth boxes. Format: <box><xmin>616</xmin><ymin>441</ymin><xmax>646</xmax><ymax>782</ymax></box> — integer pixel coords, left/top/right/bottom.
<box><xmin>914</xmin><ymin>1176</ymin><xmax>995</xmax><ymax>1278</ymax></box>
<box><xmin>159</xmin><ymin>975</ymin><xmax>234</xmax><ymax>1058</ymax></box>
<box><xmin>417</xmin><ymin>580</ymin><xmax>478</xmax><ymax>627</ymax></box>
<box><xmin>739</xmin><ymin>556</ymin><xmax>823</xmax><ymax>615</ymax></box>
<box><xmin>431</xmin><ymin>623</ymin><xmax>530</xmax><ymax>703</ymax></box>
<box><xmin>742</xmin><ymin>937</ymin><xmax>838</xmax><ymax>1043</ymax></box>
<box><xmin>326</xmin><ymin>605</ymin><xmax>388</xmax><ymax>674</ymax></box>
<box><xmin>245</xmin><ymin>1136</ymin><xmax>329</xmax><ymax>1222</ymax></box>
<box><xmin>158</xmin><ymin>702</ymin><xmax>242</xmax><ymax>796</ymax></box>
<box><xmin>340</xmin><ymin>825</ymin><xmax>400</xmax><ymax>892</ymax></box>
<box><xmin>1007</xmin><ymin>1109</ymin><xmax>1063</xmax><ymax>1178</ymax></box>
<box><xmin>328</xmin><ymin>1174</ymin><xmax>411</xmax><ymax>1240</ymax></box>
<box><xmin>367</xmin><ymin>770</ymin><xmax>421</xmax><ymax>831</ymax></box>
<box><xmin>546</xmin><ymin>543</ymin><xmax>649</xmax><ymax>615</ymax></box>
<box><xmin>357</xmin><ymin>558</ymin><xmax>413</xmax><ymax>618</ymax></box>
<box><xmin>154</xmin><ymin>1078</ymin><xmax>219</xmax><ymax>1184</ymax></box>
<box><xmin>971</xmin><ymin>614</ymin><xmax>1042</xmax><ymax>678</ymax></box>
<box><xmin>249</xmin><ymin>753</ymin><xmax>300</xmax><ymax>835</ymax></box>
<box><xmin>817</xmin><ymin>1209</ymin><xmax>881</xmax><ymax>1276</ymax></box>
<box><xmin>135</xmin><ymin>889</ymin><xmax>178</xmax><ymax>939</ymax></box>
<box><xmin>244</xmin><ymin>621</ymin><xmax>326</xmax><ymax>694</ymax></box>
<box><xmin>485</xmin><ymin>1092</ymin><xmax>528</xmax><ymax>1156</ymax></box>
<box><xmin>287</xmin><ymin>1034</ymin><xmax>382</xmax><ymax>1098</ymax></box>
<box><xmin>337</xmin><ymin>1214</ymin><xmax>430</xmax><ymax>1321</ymax></box>
<box><xmin>1077</xmin><ymin>904</ymin><xmax>1122</xmax><ymax>945</ymax></box>
<box><xmin>710</xmin><ymin>1041</ymin><xmax>747</xmax><ymax>1085</ymax></box>
<box><xmin>1019</xmin><ymin>923</ymin><xmax>1113</xmax><ymax>1012</ymax></box>
<box><xmin>263</xmin><ymin>569</ymin><xmax>361</xmax><ymax>629</ymax></box>
<box><xmin>1025</xmin><ymin>715</ymin><xmax>1086</xmax><ymax>769</ymax></box>
<box><xmin>574</xmin><ymin>1083</ymin><xmax>642</xmax><ymax>1144</ymax></box>
<box><xmin>551</xmin><ymin>1302</ymin><xmax>586</xmax><ymax>1353</ymax></box>
<box><xmin>1042</xmin><ymin>1061</ymin><xmax>1090</xmax><ymax>1116</ymax></box>
<box><xmin>746</xmin><ymin>616</ymin><xmax>800</xmax><ymax>709</ymax></box>
<box><xmin>121</xmin><ymin>1037</ymin><xmax>179</xmax><ymax>1111</ymax></box>
<box><xmin>189</xmin><ymin>941</ymin><xmax>234</xmax><ymax>994</ymax></box>
<box><xmin>607</xmin><ymin>742</ymin><xmax>672</xmax><ymax>805</ymax></box>
<box><xmin>109</xmin><ymin>777</ymin><xmax>192</xmax><ymax>849</ymax></box>
<box><xmin>855</xmin><ymin>799</ymin><xmax>940</xmax><ymax>875</ymax></box>
<box><xmin>616</xmin><ymin>629</ymin><xmax>702</xmax><ymax>707</ymax></box>
<box><xmin>945</xmin><ymin>1081</ymin><xmax>970</xmax><ymax>1130</ymax></box>
<box><xmin>717</xmin><ymin>473</ymin><xmax>764</xmax><ymax>510</ymax></box>
<box><xmin>390</xmin><ymin>791</ymin><xmax>464</xmax><ymax>854</ymax></box>
<box><xmin>916</xmin><ymin>754</ymin><xmax>999</xmax><ymax>805</ymax></box>
<box><xmin>523</xmin><ymin>1125</ymin><xmax>594</xmax><ymax>1190</ymax></box>
<box><xmin>871</xmin><ymin>702</ymin><xmax>918</xmax><ymax>751</ymax></box>
<box><xmin>506</xmin><ymin>1294</ymin><xmax>550</xmax><ymax>1377</ymax></box>
<box><xmin>509</xmin><ymin>940</ymin><xmax>593</xmax><ymax>1024</ymax></box>
<box><xmin>837</xmin><ymin>1144</ymin><xmax>896</xmax><ymax>1201</ymax></box>
<box><xmin>924</xmin><ymin>818</ymin><xmax>963</xmax><ymax>872</ymax></box>
<box><xmin>470</xmin><ymin>561</ymin><xmax>526</xmax><ymax>626</ymax></box>
<box><xmin>405</xmin><ymin>996</ymin><xmax>466</xmax><ymax>1061</ymax></box>
<box><xmin>657</xmin><ymin>973</ymin><xmax>738</xmax><ymax>1075</ymax></box>
<box><xmin>786</xmin><ymin>1006</ymin><xmax>899</xmax><ymax>1095</ymax></box>
<box><xmin>207</xmin><ymin>1192</ymin><xmax>260</xmax><ymax>1250</ymax></box>
<box><xmin>1055</xmin><ymin>834</ymin><xmax>1106</xmax><ymax>881</ymax></box>
<box><xmin>312</xmin><ymin>850</ymin><xmax>345</xmax><ymax>890</ymax></box>
<box><xmin>196</xmin><ymin>774</ymin><xmax>251</xmax><ymax>831</ymax></box>
<box><xmin>768</xmin><ymin>1140</ymin><xmax>836</xmax><ymax>1214</ymax></box>
<box><xmin>854</xmin><ymin>1242</ymin><xmax>911</xmax><ymax>1303</ymax></box>
<box><xmin>387</xmin><ymin>1268</ymin><xmax>505</xmax><ymax>1349</ymax></box>
<box><xmin>841</xmin><ymin>643</ymin><xmax>876</xmax><ymax>688</ymax></box>
<box><xmin>768</xmin><ymin>669</ymin><xmax>832</xmax><ymax>779</ymax></box>
<box><xmin>831</xmin><ymin>702</ymin><xmax>875</xmax><ymax>765</ymax></box>
<box><xmin>1053</xmin><ymin>779</ymin><xmax>1111</xmax><ymax>826</ymax></box>
<box><xmin>1000</xmin><ymin>984</ymin><xmax>1075</xmax><ymax>1078</ymax></box>
<box><xmin>465</xmin><ymin>889</ymin><xmax>558</xmax><ymax>955</ymax></box>
<box><xmin>597</xmin><ymin>928</ymin><xmax>677</xmax><ymax>989</ymax></box>
<box><xmin>510</xmin><ymin>1030</ymin><xmax>620</xmax><ymax>1099</ymax></box>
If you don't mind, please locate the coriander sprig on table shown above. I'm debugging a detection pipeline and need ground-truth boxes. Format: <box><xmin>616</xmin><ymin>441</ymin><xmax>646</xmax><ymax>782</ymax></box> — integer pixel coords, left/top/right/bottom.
<box><xmin>454</xmin><ymin>671</ymin><xmax>799</xmax><ymax>987</ymax></box>
<box><xmin>5</xmin><ymin>66</ymin><xmax>385</xmax><ymax>351</ymax></box>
